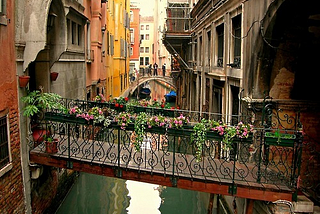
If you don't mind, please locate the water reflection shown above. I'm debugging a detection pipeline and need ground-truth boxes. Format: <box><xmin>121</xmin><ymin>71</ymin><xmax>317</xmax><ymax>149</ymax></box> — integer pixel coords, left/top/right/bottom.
<box><xmin>56</xmin><ymin>173</ymin><xmax>210</xmax><ymax>214</ymax></box>
<box><xmin>148</xmin><ymin>80</ymin><xmax>173</xmax><ymax>102</ymax></box>
<box><xmin>133</xmin><ymin>80</ymin><xmax>175</xmax><ymax>105</ymax></box>
<box><xmin>159</xmin><ymin>186</ymin><xmax>210</xmax><ymax>214</ymax></box>
<box><xmin>126</xmin><ymin>181</ymin><xmax>161</xmax><ymax>214</ymax></box>
<box><xmin>56</xmin><ymin>173</ymin><xmax>130</xmax><ymax>214</ymax></box>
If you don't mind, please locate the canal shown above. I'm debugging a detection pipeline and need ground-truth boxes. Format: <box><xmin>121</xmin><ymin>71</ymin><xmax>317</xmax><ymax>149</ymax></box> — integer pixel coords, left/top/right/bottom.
<box><xmin>55</xmin><ymin>80</ymin><xmax>211</xmax><ymax>214</ymax></box>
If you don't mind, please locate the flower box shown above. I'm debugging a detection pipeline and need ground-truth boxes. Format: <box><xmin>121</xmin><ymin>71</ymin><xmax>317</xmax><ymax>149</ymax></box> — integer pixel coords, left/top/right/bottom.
<box><xmin>44</xmin><ymin>112</ymin><xmax>88</xmax><ymax>125</ymax></box>
<box><xmin>206</xmin><ymin>131</ymin><xmax>223</xmax><ymax>140</ymax></box>
<box><xmin>264</xmin><ymin>132</ymin><xmax>296</xmax><ymax>147</ymax></box>
<box><xmin>162</xmin><ymin>109</ymin><xmax>175</xmax><ymax>117</ymax></box>
<box><xmin>167</xmin><ymin>127</ymin><xmax>193</xmax><ymax>136</ymax></box>
<box><xmin>109</xmin><ymin>122</ymin><xmax>135</xmax><ymax>131</ymax></box>
<box><xmin>146</xmin><ymin>126</ymin><xmax>166</xmax><ymax>134</ymax></box>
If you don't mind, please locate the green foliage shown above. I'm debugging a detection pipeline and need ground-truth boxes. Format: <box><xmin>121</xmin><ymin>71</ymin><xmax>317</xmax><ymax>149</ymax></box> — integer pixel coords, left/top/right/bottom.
<box><xmin>134</xmin><ymin>112</ymin><xmax>148</xmax><ymax>152</ymax></box>
<box><xmin>191</xmin><ymin>119</ymin><xmax>208</xmax><ymax>162</ymax></box>
<box><xmin>21</xmin><ymin>90</ymin><xmax>65</xmax><ymax>117</ymax></box>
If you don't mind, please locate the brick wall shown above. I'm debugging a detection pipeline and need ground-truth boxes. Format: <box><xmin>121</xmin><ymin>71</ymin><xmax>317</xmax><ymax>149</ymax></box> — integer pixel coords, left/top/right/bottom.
<box><xmin>0</xmin><ymin>85</ymin><xmax>25</xmax><ymax>213</ymax></box>
<box><xmin>0</xmin><ymin>0</ymin><xmax>26</xmax><ymax>210</ymax></box>
<box><xmin>31</xmin><ymin>168</ymin><xmax>59</xmax><ymax>214</ymax></box>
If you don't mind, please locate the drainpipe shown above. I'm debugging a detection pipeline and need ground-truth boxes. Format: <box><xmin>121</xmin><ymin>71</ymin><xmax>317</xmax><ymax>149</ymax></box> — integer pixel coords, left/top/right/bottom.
<box><xmin>125</xmin><ymin>0</ymin><xmax>128</xmax><ymax>91</ymax></box>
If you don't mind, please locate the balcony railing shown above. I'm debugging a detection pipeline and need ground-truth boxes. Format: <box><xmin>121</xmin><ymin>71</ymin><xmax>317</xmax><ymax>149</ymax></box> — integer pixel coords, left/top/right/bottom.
<box><xmin>166</xmin><ymin>3</ymin><xmax>191</xmax><ymax>34</ymax></box>
<box><xmin>29</xmin><ymin>98</ymin><xmax>303</xmax><ymax>197</ymax></box>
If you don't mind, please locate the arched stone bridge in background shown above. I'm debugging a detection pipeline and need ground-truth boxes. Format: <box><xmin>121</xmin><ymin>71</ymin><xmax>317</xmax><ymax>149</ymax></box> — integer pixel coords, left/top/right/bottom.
<box><xmin>121</xmin><ymin>76</ymin><xmax>176</xmax><ymax>97</ymax></box>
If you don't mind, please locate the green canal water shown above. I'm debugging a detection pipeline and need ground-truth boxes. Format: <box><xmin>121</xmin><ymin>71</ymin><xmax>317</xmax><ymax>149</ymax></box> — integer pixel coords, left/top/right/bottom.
<box><xmin>56</xmin><ymin>80</ymin><xmax>210</xmax><ymax>213</ymax></box>
<box><xmin>56</xmin><ymin>173</ymin><xmax>210</xmax><ymax>214</ymax></box>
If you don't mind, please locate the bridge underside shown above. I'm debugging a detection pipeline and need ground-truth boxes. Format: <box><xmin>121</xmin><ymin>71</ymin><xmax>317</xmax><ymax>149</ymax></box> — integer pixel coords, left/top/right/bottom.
<box><xmin>29</xmin><ymin>143</ymin><xmax>293</xmax><ymax>202</ymax></box>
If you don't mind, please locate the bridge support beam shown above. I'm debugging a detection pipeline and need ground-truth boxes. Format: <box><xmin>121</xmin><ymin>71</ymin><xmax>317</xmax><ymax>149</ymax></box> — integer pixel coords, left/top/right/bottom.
<box><xmin>29</xmin><ymin>152</ymin><xmax>294</xmax><ymax>203</ymax></box>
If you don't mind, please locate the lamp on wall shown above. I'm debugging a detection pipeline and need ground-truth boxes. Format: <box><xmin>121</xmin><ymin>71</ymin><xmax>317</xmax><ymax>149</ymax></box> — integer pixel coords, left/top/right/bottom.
<box><xmin>47</xmin><ymin>12</ymin><xmax>57</xmax><ymax>31</ymax></box>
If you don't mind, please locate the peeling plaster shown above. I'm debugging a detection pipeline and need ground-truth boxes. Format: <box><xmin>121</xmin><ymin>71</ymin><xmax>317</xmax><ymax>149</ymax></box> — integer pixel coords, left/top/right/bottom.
<box><xmin>270</xmin><ymin>67</ymin><xmax>294</xmax><ymax>99</ymax></box>
<box><xmin>21</xmin><ymin>0</ymin><xmax>51</xmax><ymax>71</ymax></box>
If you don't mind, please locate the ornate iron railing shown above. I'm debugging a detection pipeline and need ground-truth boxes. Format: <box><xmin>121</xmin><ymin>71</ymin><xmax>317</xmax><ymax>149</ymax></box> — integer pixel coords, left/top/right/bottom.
<box><xmin>29</xmin><ymin>98</ymin><xmax>303</xmax><ymax>197</ymax></box>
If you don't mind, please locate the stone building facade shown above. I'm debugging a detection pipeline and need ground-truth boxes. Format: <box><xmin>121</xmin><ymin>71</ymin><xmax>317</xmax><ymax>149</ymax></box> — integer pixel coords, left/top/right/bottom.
<box><xmin>163</xmin><ymin>0</ymin><xmax>320</xmax><ymax>212</ymax></box>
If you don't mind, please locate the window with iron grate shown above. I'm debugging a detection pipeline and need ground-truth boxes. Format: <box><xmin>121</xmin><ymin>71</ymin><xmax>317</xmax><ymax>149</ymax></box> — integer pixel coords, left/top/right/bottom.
<box><xmin>0</xmin><ymin>115</ymin><xmax>10</xmax><ymax>172</ymax></box>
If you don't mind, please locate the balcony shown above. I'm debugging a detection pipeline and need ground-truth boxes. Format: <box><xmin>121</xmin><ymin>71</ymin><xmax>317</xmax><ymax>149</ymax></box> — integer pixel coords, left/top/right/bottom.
<box><xmin>163</xmin><ymin>2</ymin><xmax>192</xmax><ymax>70</ymax></box>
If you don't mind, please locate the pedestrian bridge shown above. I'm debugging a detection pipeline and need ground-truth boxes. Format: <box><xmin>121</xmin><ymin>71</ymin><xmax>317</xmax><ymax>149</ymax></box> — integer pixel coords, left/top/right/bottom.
<box><xmin>124</xmin><ymin>76</ymin><xmax>175</xmax><ymax>97</ymax></box>
<box><xmin>29</xmin><ymin>99</ymin><xmax>302</xmax><ymax>203</ymax></box>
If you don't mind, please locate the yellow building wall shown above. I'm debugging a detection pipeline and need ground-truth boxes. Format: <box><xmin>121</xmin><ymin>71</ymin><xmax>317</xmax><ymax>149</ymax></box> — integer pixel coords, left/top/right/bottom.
<box><xmin>106</xmin><ymin>0</ymin><xmax>130</xmax><ymax>98</ymax></box>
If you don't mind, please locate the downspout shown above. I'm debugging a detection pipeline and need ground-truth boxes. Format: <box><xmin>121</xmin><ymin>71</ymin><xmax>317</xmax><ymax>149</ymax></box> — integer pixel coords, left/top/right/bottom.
<box><xmin>125</xmin><ymin>0</ymin><xmax>128</xmax><ymax>92</ymax></box>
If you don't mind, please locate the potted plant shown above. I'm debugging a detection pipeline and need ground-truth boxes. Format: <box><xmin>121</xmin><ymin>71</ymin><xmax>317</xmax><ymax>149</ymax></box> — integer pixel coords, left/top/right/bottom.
<box><xmin>44</xmin><ymin>135</ymin><xmax>58</xmax><ymax>154</ymax></box>
<box><xmin>21</xmin><ymin>89</ymin><xmax>65</xmax><ymax>117</ymax></box>
<box><xmin>21</xmin><ymin>89</ymin><xmax>65</xmax><ymax>143</ymax></box>
<box><xmin>114</xmin><ymin>111</ymin><xmax>133</xmax><ymax>130</ymax></box>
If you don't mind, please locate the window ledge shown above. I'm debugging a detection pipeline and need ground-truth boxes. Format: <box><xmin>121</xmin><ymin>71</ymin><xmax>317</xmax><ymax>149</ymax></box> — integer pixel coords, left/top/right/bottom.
<box><xmin>0</xmin><ymin>163</ymin><xmax>13</xmax><ymax>177</ymax></box>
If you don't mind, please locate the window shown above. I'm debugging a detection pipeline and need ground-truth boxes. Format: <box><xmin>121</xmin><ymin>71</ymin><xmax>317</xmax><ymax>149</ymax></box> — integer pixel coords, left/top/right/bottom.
<box><xmin>141</xmin><ymin>25</ymin><xmax>144</xmax><ymax>30</ymax></box>
<box><xmin>199</xmin><ymin>36</ymin><xmax>202</xmax><ymax>65</ymax></box>
<box><xmin>68</xmin><ymin>18</ymin><xmax>83</xmax><ymax>47</ymax></box>
<box><xmin>130</xmin><ymin>28</ymin><xmax>134</xmax><ymax>44</ymax></box>
<box><xmin>207</xmin><ymin>30</ymin><xmax>211</xmax><ymax>67</ymax></box>
<box><xmin>145</xmin><ymin>47</ymin><xmax>149</xmax><ymax>53</ymax></box>
<box><xmin>140</xmin><ymin>34</ymin><xmax>144</xmax><ymax>41</ymax></box>
<box><xmin>232</xmin><ymin>15</ymin><xmax>241</xmax><ymax>68</ymax></box>
<box><xmin>140</xmin><ymin>57</ymin><xmax>144</xmax><ymax>65</ymax></box>
<box><xmin>145</xmin><ymin>57</ymin><xmax>149</xmax><ymax>65</ymax></box>
<box><xmin>102</xmin><ymin>31</ymin><xmax>105</xmax><ymax>58</ymax></box>
<box><xmin>140</xmin><ymin>47</ymin><xmax>144</xmax><ymax>53</ymax></box>
<box><xmin>72</xmin><ymin>21</ymin><xmax>76</xmax><ymax>44</ymax></box>
<box><xmin>145</xmin><ymin>34</ymin><xmax>149</xmax><ymax>40</ymax></box>
<box><xmin>130</xmin><ymin>11</ymin><xmax>134</xmax><ymax>22</ymax></box>
<box><xmin>107</xmin><ymin>31</ymin><xmax>110</xmax><ymax>55</ymax></box>
<box><xmin>216</xmin><ymin>24</ymin><xmax>224</xmax><ymax>67</ymax></box>
<box><xmin>130</xmin><ymin>47</ymin><xmax>133</xmax><ymax>56</ymax></box>
<box><xmin>0</xmin><ymin>0</ymin><xmax>5</xmax><ymax>14</ymax></box>
<box><xmin>120</xmin><ymin>38</ymin><xmax>125</xmax><ymax>57</ymax></box>
<box><xmin>77</xmin><ymin>25</ymin><xmax>81</xmax><ymax>45</ymax></box>
<box><xmin>110</xmin><ymin>34</ymin><xmax>114</xmax><ymax>55</ymax></box>
<box><xmin>146</xmin><ymin>25</ymin><xmax>149</xmax><ymax>30</ymax></box>
<box><xmin>0</xmin><ymin>114</ymin><xmax>12</xmax><ymax>176</ymax></box>
<box><xmin>0</xmin><ymin>0</ymin><xmax>7</xmax><ymax>25</ymax></box>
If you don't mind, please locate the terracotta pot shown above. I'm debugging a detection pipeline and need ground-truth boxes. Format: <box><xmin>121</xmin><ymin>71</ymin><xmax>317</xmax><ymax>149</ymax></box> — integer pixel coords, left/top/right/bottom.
<box><xmin>19</xmin><ymin>76</ymin><xmax>30</xmax><ymax>88</ymax></box>
<box><xmin>32</xmin><ymin>129</ymin><xmax>50</xmax><ymax>147</ymax></box>
<box><xmin>45</xmin><ymin>139</ymin><xmax>58</xmax><ymax>154</ymax></box>
<box><xmin>50</xmin><ymin>72</ymin><xmax>59</xmax><ymax>81</ymax></box>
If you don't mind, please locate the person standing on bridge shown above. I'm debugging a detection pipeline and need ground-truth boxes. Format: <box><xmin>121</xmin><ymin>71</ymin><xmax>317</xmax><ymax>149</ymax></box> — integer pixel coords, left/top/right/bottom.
<box><xmin>162</xmin><ymin>63</ymin><xmax>166</xmax><ymax>77</ymax></box>
<box><xmin>134</xmin><ymin>68</ymin><xmax>139</xmax><ymax>80</ymax></box>
<box><xmin>148</xmin><ymin>64</ymin><xmax>152</xmax><ymax>76</ymax></box>
<box><xmin>153</xmin><ymin>63</ymin><xmax>158</xmax><ymax>76</ymax></box>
